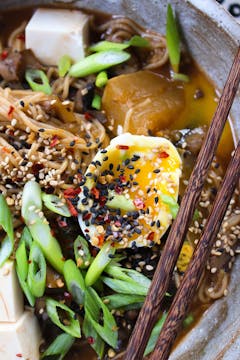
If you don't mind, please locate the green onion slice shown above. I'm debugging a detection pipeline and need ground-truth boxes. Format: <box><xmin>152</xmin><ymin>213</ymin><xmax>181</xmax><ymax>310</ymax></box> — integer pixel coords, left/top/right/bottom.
<box><xmin>15</xmin><ymin>240</ymin><xmax>28</xmax><ymax>281</ymax></box>
<box><xmin>69</xmin><ymin>50</ymin><xmax>130</xmax><ymax>78</ymax></box>
<box><xmin>22</xmin><ymin>181</ymin><xmax>64</xmax><ymax>274</ymax></box>
<box><xmin>103</xmin><ymin>293</ymin><xmax>145</xmax><ymax>310</ymax></box>
<box><xmin>183</xmin><ymin>313</ymin><xmax>194</xmax><ymax>328</ymax></box>
<box><xmin>95</xmin><ymin>70</ymin><xmax>108</xmax><ymax>88</ymax></box>
<box><xmin>144</xmin><ymin>312</ymin><xmax>168</xmax><ymax>356</ymax></box>
<box><xmin>85</xmin><ymin>242</ymin><xmax>115</xmax><ymax>287</ymax></box>
<box><xmin>58</xmin><ymin>55</ymin><xmax>72</xmax><ymax>77</ymax></box>
<box><xmin>89</xmin><ymin>35</ymin><xmax>149</xmax><ymax>52</ymax></box>
<box><xmin>74</xmin><ymin>235</ymin><xmax>92</xmax><ymax>269</ymax></box>
<box><xmin>84</xmin><ymin>287</ymin><xmax>118</xmax><ymax>349</ymax></box>
<box><xmin>166</xmin><ymin>4</ymin><xmax>180</xmax><ymax>73</ymax></box>
<box><xmin>63</xmin><ymin>259</ymin><xmax>85</xmax><ymax>305</ymax></box>
<box><xmin>83</xmin><ymin>313</ymin><xmax>105</xmax><ymax>359</ymax></box>
<box><xmin>41</xmin><ymin>333</ymin><xmax>75</xmax><ymax>360</ymax></box>
<box><xmin>25</xmin><ymin>69</ymin><xmax>52</xmax><ymax>95</ymax></box>
<box><xmin>91</xmin><ymin>94</ymin><xmax>101</xmax><ymax>110</ymax></box>
<box><xmin>27</xmin><ymin>241</ymin><xmax>46</xmax><ymax>298</ymax></box>
<box><xmin>46</xmin><ymin>298</ymin><xmax>81</xmax><ymax>338</ymax></box>
<box><xmin>42</xmin><ymin>193</ymin><xmax>71</xmax><ymax>217</ymax></box>
<box><xmin>161</xmin><ymin>194</ymin><xmax>179</xmax><ymax>219</ymax></box>
<box><xmin>0</xmin><ymin>194</ymin><xmax>14</xmax><ymax>267</ymax></box>
<box><xmin>16</xmin><ymin>272</ymin><xmax>36</xmax><ymax>307</ymax></box>
<box><xmin>172</xmin><ymin>72</ymin><xmax>189</xmax><ymax>82</ymax></box>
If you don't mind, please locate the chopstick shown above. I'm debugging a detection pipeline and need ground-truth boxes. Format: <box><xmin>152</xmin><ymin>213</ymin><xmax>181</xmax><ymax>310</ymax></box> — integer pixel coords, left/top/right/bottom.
<box><xmin>124</xmin><ymin>46</ymin><xmax>240</xmax><ymax>360</ymax></box>
<box><xmin>150</xmin><ymin>139</ymin><xmax>240</xmax><ymax>360</ymax></box>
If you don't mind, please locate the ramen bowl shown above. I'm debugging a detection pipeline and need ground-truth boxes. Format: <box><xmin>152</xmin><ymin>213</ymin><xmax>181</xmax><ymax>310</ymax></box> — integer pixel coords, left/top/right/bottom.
<box><xmin>0</xmin><ymin>1</ymin><xmax>240</xmax><ymax>359</ymax></box>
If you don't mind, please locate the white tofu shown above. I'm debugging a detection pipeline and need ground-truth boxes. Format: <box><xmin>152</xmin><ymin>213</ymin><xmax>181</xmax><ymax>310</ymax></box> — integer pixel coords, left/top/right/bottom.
<box><xmin>25</xmin><ymin>8</ymin><xmax>89</xmax><ymax>66</ymax></box>
<box><xmin>0</xmin><ymin>260</ymin><xmax>23</xmax><ymax>322</ymax></box>
<box><xmin>0</xmin><ymin>310</ymin><xmax>41</xmax><ymax>360</ymax></box>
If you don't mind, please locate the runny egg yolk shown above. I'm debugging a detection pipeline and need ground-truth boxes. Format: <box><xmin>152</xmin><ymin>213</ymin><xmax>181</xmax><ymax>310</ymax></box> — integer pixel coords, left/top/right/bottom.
<box><xmin>78</xmin><ymin>133</ymin><xmax>182</xmax><ymax>248</ymax></box>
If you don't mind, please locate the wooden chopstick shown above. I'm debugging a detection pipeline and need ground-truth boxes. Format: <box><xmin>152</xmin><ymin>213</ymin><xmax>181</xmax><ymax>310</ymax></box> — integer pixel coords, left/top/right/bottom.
<box><xmin>150</xmin><ymin>140</ymin><xmax>240</xmax><ymax>360</ymax></box>
<box><xmin>124</xmin><ymin>46</ymin><xmax>240</xmax><ymax>360</ymax></box>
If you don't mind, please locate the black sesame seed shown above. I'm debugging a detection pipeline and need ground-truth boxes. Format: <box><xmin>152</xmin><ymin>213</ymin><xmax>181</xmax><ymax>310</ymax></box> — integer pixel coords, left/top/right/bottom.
<box><xmin>101</xmin><ymin>149</ymin><xmax>107</xmax><ymax>153</ymax></box>
<box><xmin>154</xmin><ymin>197</ymin><xmax>159</xmax><ymax>204</ymax></box>
<box><xmin>135</xmin><ymin>169</ymin><xmax>141</xmax><ymax>174</ymax></box>
<box><xmin>103</xmin><ymin>156</ymin><xmax>108</xmax><ymax>161</ymax></box>
<box><xmin>20</xmin><ymin>100</ymin><xmax>25</xmax><ymax>107</ymax></box>
<box><xmin>153</xmin><ymin>169</ymin><xmax>160</xmax><ymax>174</ymax></box>
<box><xmin>150</xmin><ymin>221</ymin><xmax>156</xmax><ymax>227</ymax></box>
<box><xmin>38</xmin><ymin>128</ymin><xmax>45</xmax><ymax>132</ymax></box>
<box><xmin>70</xmin><ymin>140</ymin><xmax>75</xmax><ymax>147</ymax></box>
<box><xmin>85</xmin><ymin>173</ymin><xmax>92</xmax><ymax>177</ymax></box>
<box><xmin>147</xmin><ymin>187</ymin><xmax>151</xmax><ymax>194</ymax></box>
<box><xmin>132</xmin><ymin>155</ymin><xmax>140</xmax><ymax>161</ymax></box>
<box><xmin>109</xmin><ymin>163</ymin><xmax>114</xmax><ymax>170</ymax></box>
<box><xmin>82</xmin><ymin>151</ymin><xmax>90</xmax><ymax>156</ymax></box>
<box><xmin>127</xmin><ymin>165</ymin><xmax>134</xmax><ymax>170</ymax></box>
<box><xmin>134</xmin><ymin>228</ymin><xmax>142</xmax><ymax>234</ymax></box>
<box><xmin>156</xmin><ymin>220</ymin><xmax>161</xmax><ymax>228</ymax></box>
<box><xmin>86</xmin><ymin>142</ymin><xmax>92</xmax><ymax>147</ymax></box>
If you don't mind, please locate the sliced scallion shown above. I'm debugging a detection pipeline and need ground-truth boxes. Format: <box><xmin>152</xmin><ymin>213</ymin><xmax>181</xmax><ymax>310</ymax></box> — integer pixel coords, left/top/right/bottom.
<box><xmin>84</xmin><ymin>287</ymin><xmax>118</xmax><ymax>349</ymax></box>
<box><xmin>95</xmin><ymin>70</ymin><xmax>108</xmax><ymax>88</ymax></box>
<box><xmin>144</xmin><ymin>312</ymin><xmax>168</xmax><ymax>356</ymax></box>
<box><xmin>69</xmin><ymin>50</ymin><xmax>130</xmax><ymax>78</ymax></box>
<box><xmin>83</xmin><ymin>313</ymin><xmax>105</xmax><ymax>359</ymax></box>
<box><xmin>42</xmin><ymin>193</ymin><xmax>71</xmax><ymax>217</ymax></box>
<box><xmin>91</xmin><ymin>94</ymin><xmax>101</xmax><ymax>110</ymax></box>
<box><xmin>25</xmin><ymin>69</ymin><xmax>52</xmax><ymax>95</ymax></box>
<box><xmin>103</xmin><ymin>293</ymin><xmax>145</xmax><ymax>310</ymax></box>
<box><xmin>58</xmin><ymin>55</ymin><xmax>72</xmax><ymax>77</ymax></box>
<box><xmin>63</xmin><ymin>259</ymin><xmax>85</xmax><ymax>305</ymax></box>
<box><xmin>161</xmin><ymin>194</ymin><xmax>179</xmax><ymax>219</ymax></box>
<box><xmin>85</xmin><ymin>242</ymin><xmax>115</xmax><ymax>287</ymax></box>
<box><xmin>46</xmin><ymin>298</ymin><xmax>81</xmax><ymax>338</ymax></box>
<box><xmin>166</xmin><ymin>4</ymin><xmax>180</xmax><ymax>73</ymax></box>
<box><xmin>74</xmin><ymin>235</ymin><xmax>92</xmax><ymax>269</ymax></box>
<box><xmin>89</xmin><ymin>35</ymin><xmax>149</xmax><ymax>52</ymax></box>
<box><xmin>40</xmin><ymin>333</ymin><xmax>75</xmax><ymax>360</ymax></box>
<box><xmin>172</xmin><ymin>72</ymin><xmax>189</xmax><ymax>82</ymax></box>
<box><xmin>0</xmin><ymin>194</ymin><xmax>14</xmax><ymax>267</ymax></box>
<box><xmin>27</xmin><ymin>241</ymin><xmax>46</xmax><ymax>298</ymax></box>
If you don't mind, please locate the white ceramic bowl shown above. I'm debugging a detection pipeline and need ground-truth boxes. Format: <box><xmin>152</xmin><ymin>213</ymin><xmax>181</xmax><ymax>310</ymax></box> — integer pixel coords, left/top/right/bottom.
<box><xmin>1</xmin><ymin>1</ymin><xmax>240</xmax><ymax>359</ymax></box>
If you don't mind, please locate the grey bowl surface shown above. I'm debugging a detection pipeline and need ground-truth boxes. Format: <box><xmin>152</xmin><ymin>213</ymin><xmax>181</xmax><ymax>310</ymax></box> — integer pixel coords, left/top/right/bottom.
<box><xmin>0</xmin><ymin>1</ymin><xmax>240</xmax><ymax>359</ymax></box>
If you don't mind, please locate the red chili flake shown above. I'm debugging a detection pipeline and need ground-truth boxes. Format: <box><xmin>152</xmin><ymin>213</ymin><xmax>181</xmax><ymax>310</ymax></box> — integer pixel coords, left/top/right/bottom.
<box><xmin>66</xmin><ymin>199</ymin><xmax>78</xmax><ymax>217</ymax></box>
<box><xmin>1</xmin><ymin>50</ymin><xmax>8</xmax><ymax>60</ymax></box>
<box><xmin>2</xmin><ymin>146</ymin><xmax>11</xmax><ymax>153</ymax></box>
<box><xmin>97</xmin><ymin>234</ymin><xmax>104</xmax><ymax>247</ymax></box>
<box><xmin>133</xmin><ymin>198</ymin><xmax>145</xmax><ymax>209</ymax></box>
<box><xmin>147</xmin><ymin>232</ymin><xmax>155</xmax><ymax>241</ymax></box>
<box><xmin>116</xmin><ymin>144</ymin><xmax>129</xmax><ymax>150</ymax></box>
<box><xmin>16</xmin><ymin>355</ymin><xmax>23</xmax><ymax>358</ymax></box>
<box><xmin>91</xmin><ymin>187</ymin><xmax>100</xmax><ymax>199</ymax></box>
<box><xmin>158</xmin><ymin>151</ymin><xmax>169</xmax><ymax>159</ymax></box>
<box><xmin>17</xmin><ymin>33</ymin><xmax>25</xmax><ymax>41</ymax></box>
<box><xmin>28</xmin><ymin>260</ymin><xmax>32</xmax><ymax>264</ymax></box>
<box><xmin>84</xmin><ymin>112</ymin><xmax>93</xmax><ymax>120</ymax></box>
<box><xmin>114</xmin><ymin>185</ymin><xmax>123</xmax><ymax>194</ymax></box>
<box><xmin>119</xmin><ymin>175</ymin><xmax>126</xmax><ymax>183</ymax></box>
<box><xmin>51</xmin><ymin>229</ymin><xmax>55</xmax><ymax>236</ymax></box>
<box><xmin>83</xmin><ymin>212</ymin><xmax>91</xmax><ymax>221</ymax></box>
<box><xmin>7</xmin><ymin>105</ymin><xmax>14</xmax><ymax>119</ymax></box>
<box><xmin>63</xmin><ymin>187</ymin><xmax>81</xmax><ymax>199</ymax></box>
<box><xmin>87</xmin><ymin>336</ymin><xmax>95</xmax><ymax>344</ymax></box>
<box><xmin>50</xmin><ymin>135</ymin><xmax>59</xmax><ymax>148</ymax></box>
<box><xmin>99</xmin><ymin>196</ymin><xmax>107</xmax><ymax>206</ymax></box>
<box><xmin>85</xmin><ymin>228</ymin><xmax>89</xmax><ymax>233</ymax></box>
<box><xmin>115</xmin><ymin>220</ymin><xmax>121</xmax><ymax>227</ymax></box>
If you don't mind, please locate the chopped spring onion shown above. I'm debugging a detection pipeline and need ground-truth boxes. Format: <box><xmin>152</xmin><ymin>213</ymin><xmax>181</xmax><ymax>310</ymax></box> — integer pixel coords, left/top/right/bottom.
<box><xmin>46</xmin><ymin>298</ymin><xmax>81</xmax><ymax>338</ymax></box>
<box><xmin>41</xmin><ymin>333</ymin><xmax>75</xmax><ymax>360</ymax></box>
<box><xmin>0</xmin><ymin>194</ymin><xmax>14</xmax><ymax>267</ymax></box>
<box><xmin>103</xmin><ymin>293</ymin><xmax>145</xmax><ymax>310</ymax></box>
<box><xmin>166</xmin><ymin>4</ymin><xmax>180</xmax><ymax>73</ymax></box>
<box><xmin>85</xmin><ymin>242</ymin><xmax>115</xmax><ymax>287</ymax></box>
<box><xmin>83</xmin><ymin>312</ymin><xmax>105</xmax><ymax>359</ymax></box>
<box><xmin>58</xmin><ymin>54</ymin><xmax>72</xmax><ymax>77</ymax></box>
<box><xmin>89</xmin><ymin>35</ymin><xmax>149</xmax><ymax>52</ymax></box>
<box><xmin>193</xmin><ymin>208</ymin><xmax>200</xmax><ymax>221</ymax></box>
<box><xmin>42</xmin><ymin>192</ymin><xmax>71</xmax><ymax>217</ymax></box>
<box><xmin>69</xmin><ymin>50</ymin><xmax>130</xmax><ymax>78</ymax></box>
<box><xmin>84</xmin><ymin>287</ymin><xmax>118</xmax><ymax>349</ymax></box>
<box><xmin>102</xmin><ymin>276</ymin><xmax>148</xmax><ymax>296</ymax></box>
<box><xmin>25</xmin><ymin>69</ymin><xmax>52</xmax><ymax>95</ymax></box>
<box><xmin>95</xmin><ymin>70</ymin><xmax>108</xmax><ymax>87</ymax></box>
<box><xmin>21</xmin><ymin>181</ymin><xmax>64</xmax><ymax>274</ymax></box>
<box><xmin>144</xmin><ymin>312</ymin><xmax>168</xmax><ymax>356</ymax></box>
<box><xmin>74</xmin><ymin>235</ymin><xmax>92</xmax><ymax>269</ymax></box>
<box><xmin>15</xmin><ymin>239</ymin><xmax>28</xmax><ymax>282</ymax></box>
<box><xmin>27</xmin><ymin>241</ymin><xmax>46</xmax><ymax>298</ymax></box>
<box><xmin>172</xmin><ymin>72</ymin><xmax>189</xmax><ymax>82</ymax></box>
<box><xmin>91</xmin><ymin>94</ymin><xmax>101</xmax><ymax>110</ymax></box>
<box><xmin>161</xmin><ymin>194</ymin><xmax>179</xmax><ymax>219</ymax></box>
<box><xmin>106</xmin><ymin>191</ymin><xmax>136</xmax><ymax>211</ymax></box>
<box><xmin>63</xmin><ymin>259</ymin><xmax>85</xmax><ymax>305</ymax></box>
<box><xmin>105</xmin><ymin>264</ymin><xmax>151</xmax><ymax>289</ymax></box>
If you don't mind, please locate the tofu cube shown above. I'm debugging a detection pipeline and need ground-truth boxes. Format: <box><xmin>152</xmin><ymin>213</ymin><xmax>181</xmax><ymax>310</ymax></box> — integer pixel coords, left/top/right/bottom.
<box><xmin>0</xmin><ymin>261</ymin><xmax>24</xmax><ymax>322</ymax></box>
<box><xmin>0</xmin><ymin>310</ymin><xmax>41</xmax><ymax>360</ymax></box>
<box><xmin>25</xmin><ymin>8</ymin><xmax>89</xmax><ymax>66</ymax></box>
